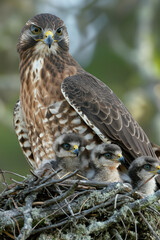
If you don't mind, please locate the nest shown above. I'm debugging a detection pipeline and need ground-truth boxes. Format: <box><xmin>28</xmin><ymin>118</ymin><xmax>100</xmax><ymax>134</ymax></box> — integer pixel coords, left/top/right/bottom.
<box><xmin>0</xmin><ymin>169</ymin><xmax>160</xmax><ymax>240</ymax></box>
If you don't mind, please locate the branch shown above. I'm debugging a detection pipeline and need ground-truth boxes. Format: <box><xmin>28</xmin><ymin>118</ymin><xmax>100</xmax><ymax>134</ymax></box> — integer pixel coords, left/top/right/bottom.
<box><xmin>17</xmin><ymin>193</ymin><xmax>37</xmax><ymax>240</ymax></box>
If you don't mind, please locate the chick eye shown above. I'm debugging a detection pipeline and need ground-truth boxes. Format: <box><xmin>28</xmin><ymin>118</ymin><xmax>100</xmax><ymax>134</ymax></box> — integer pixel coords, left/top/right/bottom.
<box><xmin>31</xmin><ymin>25</ymin><xmax>41</xmax><ymax>35</ymax></box>
<box><xmin>143</xmin><ymin>164</ymin><xmax>152</xmax><ymax>171</ymax></box>
<box><xmin>104</xmin><ymin>153</ymin><xmax>111</xmax><ymax>159</ymax></box>
<box><xmin>56</xmin><ymin>27</ymin><xmax>63</xmax><ymax>36</ymax></box>
<box><xmin>62</xmin><ymin>143</ymin><xmax>70</xmax><ymax>151</ymax></box>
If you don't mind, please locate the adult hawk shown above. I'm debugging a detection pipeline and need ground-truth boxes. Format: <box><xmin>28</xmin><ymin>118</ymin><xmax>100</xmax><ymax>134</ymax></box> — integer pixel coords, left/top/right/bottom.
<box><xmin>14</xmin><ymin>13</ymin><xmax>157</xmax><ymax>169</ymax></box>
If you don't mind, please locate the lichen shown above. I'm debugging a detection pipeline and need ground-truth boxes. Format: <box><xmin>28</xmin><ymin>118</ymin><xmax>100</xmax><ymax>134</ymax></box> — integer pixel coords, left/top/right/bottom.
<box><xmin>38</xmin><ymin>233</ymin><xmax>55</xmax><ymax>240</ymax></box>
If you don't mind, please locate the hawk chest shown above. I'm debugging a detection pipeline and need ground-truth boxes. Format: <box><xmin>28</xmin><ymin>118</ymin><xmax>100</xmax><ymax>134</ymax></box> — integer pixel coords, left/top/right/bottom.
<box><xmin>21</xmin><ymin>57</ymin><xmax>63</xmax><ymax>121</ymax></box>
<box><xmin>20</xmin><ymin>57</ymin><xmax>100</xmax><ymax>163</ymax></box>
<box><xmin>20</xmin><ymin>57</ymin><xmax>78</xmax><ymax>122</ymax></box>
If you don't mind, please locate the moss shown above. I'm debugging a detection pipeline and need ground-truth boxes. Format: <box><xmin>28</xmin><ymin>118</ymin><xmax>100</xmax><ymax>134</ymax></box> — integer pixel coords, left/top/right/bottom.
<box><xmin>50</xmin><ymin>224</ymin><xmax>92</xmax><ymax>240</ymax></box>
<box><xmin>38</xmin><ymin>233</ymin><xmax>55</xmax><ymax>240</ymax></box>
<box><xmin>76</xmin><ymin>185</ymin><xmax>123</xmax><ymax>210</ymax></box>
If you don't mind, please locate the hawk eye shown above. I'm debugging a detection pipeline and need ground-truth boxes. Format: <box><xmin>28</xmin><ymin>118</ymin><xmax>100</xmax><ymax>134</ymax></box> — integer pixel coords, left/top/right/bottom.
<box><xmin>104</xmin><ymin>153</ymin><xmax>111</xmax><ymax>159</ymax></box>
<box><xmin>31</xmin><ymin>25</ymin><xmax>41</xmax><ymax>35</ymax></box>
<box><xmin>143</xmin><ymin>164</ymin><xmax>152</xmax><ymax>171</ymax></box>
<box><xmin>56</xmin><ymin>27</ymin><xmax>63</xmax><ymax>36</ymax></box>
<box><xmin>62</xmin><ymin>143</ymin><xmax>70</xmax><ymax>151</ymax></box>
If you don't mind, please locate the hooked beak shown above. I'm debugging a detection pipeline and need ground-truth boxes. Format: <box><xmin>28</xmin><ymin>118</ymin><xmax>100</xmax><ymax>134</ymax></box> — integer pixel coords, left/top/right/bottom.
<box><xmin>72</xmin><ymin>145</ymin><xmax>79</xmax><ymax>157</ymax></box>
<box><xmin>116</xmin><ymin>153</ymin><xmax>125</xmax><ymax>163</ymax></box>
<box><xmin>150</xmin><ymin>165</ymin><xmax>160</xmax><ymax>175</ymax></box>
<box><xmin>44</xmin><ymin>30</ymin><xmax>54</xmax><ymax>48</ymax></box>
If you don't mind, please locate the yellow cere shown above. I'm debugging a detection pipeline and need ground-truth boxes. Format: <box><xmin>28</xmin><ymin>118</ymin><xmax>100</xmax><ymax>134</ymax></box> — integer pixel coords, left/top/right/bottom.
<box><xmin>45</xmin><ymin>30</ymin><xmax>54</xmax><ymax>39</ymax></box>
<box><xmin>117</xmin><ymin>153</ymin><xmax>122</xmax><ymax>158</ymax></box>
<box><xmin>73</xmin><ymin>145</ymin><xmax>78</xmax><ymax>150</ymax></box>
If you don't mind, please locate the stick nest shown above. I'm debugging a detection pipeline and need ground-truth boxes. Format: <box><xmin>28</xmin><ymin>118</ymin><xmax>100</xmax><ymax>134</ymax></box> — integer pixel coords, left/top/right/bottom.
<box><xmin>0</xmin><ymin>169</ymin><xmax>160</xmax><ymax>240</ymax></box>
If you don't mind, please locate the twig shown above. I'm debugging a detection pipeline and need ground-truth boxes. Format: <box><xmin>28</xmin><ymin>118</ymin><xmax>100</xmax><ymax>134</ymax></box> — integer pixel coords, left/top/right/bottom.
<box><xmin>39</xmin><ymin>168</ymin><xmax>62</xmax><ymax>184</ymax></box>
<box><xmin>22</xmin><ymin>170</ymin><xmax>79</xmax><ymax>195</ymax></box>
<box><xmin>0</xmin><ymin>186</ymin><xmax>22</xmax><ymax>200</ymax></box>
<box><xmin>148</xmin><ymin>206</ymin><xmax>160</xmax><ymax>217</ymax></box>
<box><xmin>0</xmin><ymin>170</ymin><xmax>26</xmax><ymax>179</ymax></box>
<box><xmin>120</xmin><ymin>217</ymin><xmax>128</xmax><ymax>240</ymax></box>
<box><xmin>58</xmin><ymin>180</ymin><xmax>131</xmax><ymax>191</ymax></box>
<box><xmin>3</xmin><ymin>231</ymin><xmax>15</xmax><ymax>239</ymax></box>
<box><xmin>78</xmin><ymin>197</ymin><xmax>90</xmax><ymax>214</ymax></box>
<box><xmin>11</xmin><ymin>179</ymin><xmax>26</xmax><ymax>185</ymax></box>
<box><xmin>0</xmin><ymin>169</ymin><xmax>9</xmax><ymax>189</ymax></box>
<box><xmin>42</xmin><ymin>181</ymin><xmax>78</xmax><ymax>207</ymax></box>
<box><xmin>0</xmin><ymin>179</ymin><xmax>28</xmax><ymax>200</ymax></box>
<box><xmin>128</xmin><ymin>208</ymin><xmax>138</xmax><ymax>240</ymax></box>
<box><xmin>10</xmin><ymin>197</ymin><xmax>20</xmax><ymax>211</ymax></box>
<box><xmin>55</xmin><ymin>184</ymin><xmax>75</xmax><ymax>217</ymax></box>
<box><xmin>32</xmin><ymin>201</ymin><xmax>44</xmax><ymax>206</ymax></box>
<box><xmin>114</xmin><ymin>194</ymin><xmax>119</xmax><ymax>209</ymax></box>
<box><xmin>61</xmin><ymin>179</ymin><xmax>109</xmax><ymax>187</ymax></box>
<box><xmin>31</xmin><ymin>218</ymin><xmax>69</xmax><ymax>235</ymax></box>
<box><xmin>11</xmin><ymin>216</ymin><xmax>21</xmax><ymax>235</ymax></box>
<box><xmin>30</xmin><ymin>168</ymin><xmax>62</xmax><ymax>185</ymax></box>
<box><xmin>17</xmin><ymin>193</ymin><xmax>37</xmax><ymax>240</ymax></box>
<box><xmin>111</xmin><ymin>229</ymin><xmax>123</xmax><ymax>240</ymax></box>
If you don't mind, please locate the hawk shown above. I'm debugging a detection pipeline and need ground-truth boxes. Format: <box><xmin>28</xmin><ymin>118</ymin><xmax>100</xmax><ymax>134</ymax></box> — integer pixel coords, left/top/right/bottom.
<box><xmin>128</xmin><ymin>156</ymin><xmax>160</xmax><ymax>195</ymax></box>
<box><xmin>87</xmin><ymin>143</ymin><xmax>124</xmax><ymax>182</ymax></box>
<box><xmin>14</xmin><ymin>13</ymin><xmax>157</xmax><ymax>169</ymax></box>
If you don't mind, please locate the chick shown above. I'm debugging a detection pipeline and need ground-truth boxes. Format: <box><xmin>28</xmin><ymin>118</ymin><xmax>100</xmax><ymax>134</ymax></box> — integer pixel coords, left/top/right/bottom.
<box><xmin>87</xmin><ymin>143</ymin><xmax>124</xmax><ymax>182</ymax></box>
<box><xmin>128</xmin><ymin>156</ymin><xmax>160</xmax><ymax>195</ymax></box>
<box><xmin>52</xmin><ymin>133</ymin><xmax>87</xmax><ymax>179</ymax></box>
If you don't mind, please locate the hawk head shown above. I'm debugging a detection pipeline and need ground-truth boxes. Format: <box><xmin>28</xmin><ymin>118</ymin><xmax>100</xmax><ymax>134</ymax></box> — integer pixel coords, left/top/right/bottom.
<box><xmin>53</xmin><ymin>133</ymin><xmax>85</xmax><ymax>159</ymax></box>
<box><xmin>17</xmin><ymin>13</ymin><xmax>69</xmax><ymax>56</ymax></box>
<box><xmin>128</xmin><ymin>156</ymin><xmax>160</xmax><ymax>184</ymax></box>
<box><xmin>91</xmin><ymin>143</ymin><xmax>124</xmax><ymax>169</ymax></box>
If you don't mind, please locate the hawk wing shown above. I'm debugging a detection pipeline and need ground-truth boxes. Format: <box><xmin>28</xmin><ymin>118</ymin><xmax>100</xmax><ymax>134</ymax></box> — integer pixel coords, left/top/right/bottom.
<box><xmin>61</xmin><ymin>73</ymin><xmax>156</xmax><ymax>164</ymax></box>
<box><xmin>13</xmin><ymin>100</ymin><xmax>35</xmax><ymax>168</ymax></box>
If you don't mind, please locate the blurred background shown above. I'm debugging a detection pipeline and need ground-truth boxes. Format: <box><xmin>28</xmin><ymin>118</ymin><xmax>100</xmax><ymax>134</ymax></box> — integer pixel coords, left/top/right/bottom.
<box><xmin>0</xmin><ymin>0</ymin><xmax>160</xmax><ymax>186</ymax></box>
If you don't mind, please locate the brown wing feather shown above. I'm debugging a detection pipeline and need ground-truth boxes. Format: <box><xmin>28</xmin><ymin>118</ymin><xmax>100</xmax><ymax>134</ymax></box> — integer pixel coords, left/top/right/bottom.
<box><xmin>13</xmin><ymin>100</ymin><xmax>35</xmax><ymax>168</ymax></box>
<box><xmin>61</xmin><ymin>73</ymin><xmax>156</xmax><ymax>164</ymax></box>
